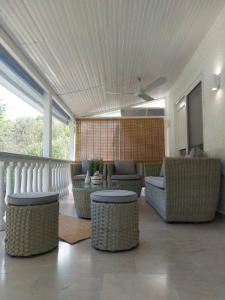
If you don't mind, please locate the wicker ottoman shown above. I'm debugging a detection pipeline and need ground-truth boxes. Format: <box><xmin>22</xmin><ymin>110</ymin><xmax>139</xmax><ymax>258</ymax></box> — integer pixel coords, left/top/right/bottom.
<box><xmin>5</xmin><ymin>192</ymin><xmax>59</xmax><ymax>257</ymax></box>
<box><xmin>91</xmin><ymin>190</ymin><xmax>139</xmax><ymax>252</ymax></box>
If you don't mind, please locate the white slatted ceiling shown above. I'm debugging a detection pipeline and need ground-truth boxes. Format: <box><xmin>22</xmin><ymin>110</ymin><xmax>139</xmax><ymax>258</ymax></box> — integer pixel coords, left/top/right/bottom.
<box><xmin>0</xmin><ymin>0</ymin><xmax>224</xmax><ymax>117</ymax></box>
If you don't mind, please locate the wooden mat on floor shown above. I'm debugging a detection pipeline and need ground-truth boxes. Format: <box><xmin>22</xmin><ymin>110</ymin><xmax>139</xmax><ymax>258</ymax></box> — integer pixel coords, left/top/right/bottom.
<box><xmin>59</xmin><ymin>214</ymin><xmax>91</xmax><ymax>244</ymax></box>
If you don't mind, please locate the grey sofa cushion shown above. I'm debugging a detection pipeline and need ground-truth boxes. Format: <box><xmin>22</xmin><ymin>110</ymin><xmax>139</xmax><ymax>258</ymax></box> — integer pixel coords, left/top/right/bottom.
<box><xmin>145</xmin><ymin>176</ymin><xmax>165</xmax><ymax>189</ymax></box>
<box><xmin>7</xmin><ymin>192</ymin><xmax>59</xmax><ymax>206</ymax></box>
<box><xmin>90</xmin><ymin>190</ymin><xmax>137</xmax><ymax>203</ymax></box>
<box><xmin>114</xmin><ymin>160</ymin><xmax>136</xmax><ymax>175</ymax></box>
<box><xmin>160</xmin><ymin>160</ymin><xmax>165</xmax><ymax>177</ymax></box>
<box><xmin>81</xmin><ymin>160</ymin><xmax>89</xmax><ymax>174</ymax></box>
<box><xmin>74</xmin><ymin>174</ymin><xmax>86</xmax><ymax>180</ymax></box>
<box><xmin>111</xmin><ymin>174</ymin><xmax>141</xmax><ymax>180</ymax></box>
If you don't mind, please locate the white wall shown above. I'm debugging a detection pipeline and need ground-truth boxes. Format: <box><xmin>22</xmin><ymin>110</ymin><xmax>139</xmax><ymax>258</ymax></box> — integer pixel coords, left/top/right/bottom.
<box><xmin>166</xmin><ymin>6</ymin><xmax>225</xmax><ymax>213</ymax></box>
<box><xmin>167</xmin><ymin>6</ymin><xmax>225</xmax><ymax>158</ymax></box>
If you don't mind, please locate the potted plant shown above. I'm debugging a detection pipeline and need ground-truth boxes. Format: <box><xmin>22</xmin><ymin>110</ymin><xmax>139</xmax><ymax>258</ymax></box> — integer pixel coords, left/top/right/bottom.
<box><xmin>88</xmin><ymin>158</ymin><xmax>103</xmax><ymax>176</ymax></box>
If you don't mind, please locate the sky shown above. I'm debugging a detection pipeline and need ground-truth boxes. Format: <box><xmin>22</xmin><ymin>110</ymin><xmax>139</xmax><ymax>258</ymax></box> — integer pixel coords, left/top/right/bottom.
<box><xmin>0</xmin><ymin>84</ymin><xmax>41</xmax><ymax>120</ymax></box>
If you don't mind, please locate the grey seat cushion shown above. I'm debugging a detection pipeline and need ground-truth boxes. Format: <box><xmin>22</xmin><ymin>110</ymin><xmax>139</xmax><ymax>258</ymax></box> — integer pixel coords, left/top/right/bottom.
<box><xmin>145</xmin><ymin>176</ymin><xmax>165</xmax><ymax>189</ymax></box>
<box><xmin>81</xmin><ymin>160</ymin><xmax>89</xmax><ymax>174</ymax></box>
<box><xmin>90</xmin><ymin>190</ymin><xmax>137</xmax><ymax>203</ymax></box>
<box><xmin>114</xmin><ymin>160</ymin><xmax>136</xmax><ymax>175</ymax></box>
<box><xmin>7</xmin><ymin>192</ymin><xmax>59</xmax><ymax>206</ymax></box>
<box><xmin>111</xmin><ymin>174</ymin><xmax>141</xmax><ymax>180</ymax></box>
<box><xmin>74</xmin><ymin>174</ymin><xmax>86</xmax><ymax>180</ymax></box>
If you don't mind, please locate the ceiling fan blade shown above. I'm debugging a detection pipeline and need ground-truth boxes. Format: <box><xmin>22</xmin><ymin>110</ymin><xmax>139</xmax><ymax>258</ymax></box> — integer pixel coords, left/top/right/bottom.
<box><xmin>135</xmin><ymin>91</ymin><xmax>155</xmax><ymax>101</ymax></box>
<box><xmin>106</xmin><ymin>91</ymin><xmax>134</xmax><ymax>95</ymax></box>
<box><xmin>143</xmin><ymin>77</ymin><xmax>166</xmax><ymax>92</ymax></box>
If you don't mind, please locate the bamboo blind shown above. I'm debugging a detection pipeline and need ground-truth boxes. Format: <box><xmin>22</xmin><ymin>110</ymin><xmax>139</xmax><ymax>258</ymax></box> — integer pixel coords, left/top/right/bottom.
<box><xmin>75</xmin><ymin>118</ymin><xmax>165</xmax><ymax>162</ymax></box>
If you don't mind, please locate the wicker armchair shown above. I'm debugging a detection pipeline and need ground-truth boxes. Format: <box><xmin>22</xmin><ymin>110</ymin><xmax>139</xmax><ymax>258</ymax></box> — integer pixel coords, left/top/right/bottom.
<box><xmin>106</xmin><ymin>160</ymin><xmax>142</xmax><ymax>196</ymax></box>
<box><xmin>71</xmin><ymin>161</ymin><xmax>107</xmax><ymax>181</ymax></box>
<box><xmin>145</xmin><ymin>158</ymin><xmax>221</xmax><ymax>222</ymax></box>
<box><xmin>71</xmin><ymin>163</ymin><xmax>85</xmax><ymax>181</ymax></box>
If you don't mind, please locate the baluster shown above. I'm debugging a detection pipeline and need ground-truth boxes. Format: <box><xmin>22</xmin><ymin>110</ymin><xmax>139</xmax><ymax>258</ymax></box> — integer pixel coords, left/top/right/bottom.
<box><xmin>55</xmin><ymin>163</ymin><xmax>59</xmax><ymax>194</ymax></box>
<box><xmin>14</xmin><ymin>161</ymin><xmax>22</xmax><ymax>193</ymax></box>
<box><xmin>54</xmin><ymin>163</ymin><xmax>58</xmax><ymax>193</ymax></box>
<box><xmin>56</xmin><ymin>163</ymin><xmax>61</xmax><ymax>197</ymax></box>
<box><xmin>32</xmin><ymin>162</ymin><xmax>39</xmax><ymax>192</ymax></box>
<box><xmin>27</xmin><ymin>162</ymin><xmax>34</xmax><ymax>192</ymax></box>
<box><xmin>66</xmin><ymin>164</ymin><xmax>70</xmax><ymax>195</ymax></box>
<box><xmin>60</xmin><ymin>164</ymin><xmax>64</xmax><ymax>197</ymax></box>
<box><xmin>54</xmin><ymin>163</ymin><xmax>59</xmax><ymax>192</ymax></box>
<box><xmin>59</xmin><ymin>163</ymin><xmax>63</xmax><ymax>197</ymax></box>
<box><xmin>62</xmin><ymin>165</ymin><xmax>65</xmax><ymax>196</ymax></box>
<box><xmin>0</xmin><ymin>162</ymin><xmax>6</xmax><ymax>231</ymax></box>
<box><xmin>51</xmin><ymin>163</ymin><xmax>56</xmax><ymax>192</ymax></box>
<box><xmin>5</xmin><ymin>162</ymin><xmax>14</xmax><ymax>204</ymax></box>
<box><xmin>37</xmin><ymin>163</ymin><xmax>44</xmax><ymax>192</ymax></box>
<box><xmin>64</xmin><ymin>165</ymin><xmax>69</xmax><ymax>197</ymax></box>
<box><xmin>21</xmin><ymin>162</ymin><xmax>28</xmax><ymax>193</ymax></box>
<box><xmin>43</xmin><ymin>162</ymin><xmax>50</xmax><ymax>192</ymax></box>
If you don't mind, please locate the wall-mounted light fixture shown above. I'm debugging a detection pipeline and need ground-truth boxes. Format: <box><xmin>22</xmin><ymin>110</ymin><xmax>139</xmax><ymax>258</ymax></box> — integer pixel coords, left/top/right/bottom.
<box><xmin>212</xmin><ymin>74</ymin><xmax>220</xmax><ymax>91</ymax></box>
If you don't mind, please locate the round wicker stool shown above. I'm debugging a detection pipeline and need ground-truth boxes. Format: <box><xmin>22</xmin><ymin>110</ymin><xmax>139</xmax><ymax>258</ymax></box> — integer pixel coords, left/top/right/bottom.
<box><xmin>91</xmin><ymin>190</ymin><xmax>139</xmax><ymax>252</ymax></box>
<box><xmin>5</xmin><ymin>192</ymin><xmax>59</xmax><ymax>257</ymax></box>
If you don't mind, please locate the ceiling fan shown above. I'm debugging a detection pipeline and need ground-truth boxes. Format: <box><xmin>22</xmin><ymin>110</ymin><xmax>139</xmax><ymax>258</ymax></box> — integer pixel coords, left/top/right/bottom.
<box><xmin>106</xmin><ymin>76</ymin><xmax>166</xmax><ymax>101</ymax></box>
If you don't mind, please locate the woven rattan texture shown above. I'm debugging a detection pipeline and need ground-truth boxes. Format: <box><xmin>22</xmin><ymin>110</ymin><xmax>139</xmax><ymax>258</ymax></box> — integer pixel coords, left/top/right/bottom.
<box><xmin>110</xmin><ymin>180</ymin><xmax>142</xmax><ymax>197</ymax></box>
<box><xmin>145</xmin><ymin>158</ymin><xmax>221</xmax><ymax>222</ymax></box>
<box><xmin>5</xmin><ymin>201</ymin><xmax>59</xmax><ymax>257</ymax></box>
<box><xmin>73</xmin><ymin>188</ymin><xmax>92</xmax><ymax>219</ymax></box>
<box><xmin>91</xmin><ymin>201</ymin><xmax>139</xmax><ymax>251</ymax></box>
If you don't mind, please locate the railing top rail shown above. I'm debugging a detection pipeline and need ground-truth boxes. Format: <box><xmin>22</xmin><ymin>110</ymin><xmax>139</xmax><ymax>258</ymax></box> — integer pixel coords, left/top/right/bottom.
<box><xmin>51</xmin><ymin>157</ymin><xmax>74</xmax><ymax>164</ymax></box>
<box><xmin>0</xmin><ymin>151</ymin><xmax>74</xmax><ymax>164</ymax></box>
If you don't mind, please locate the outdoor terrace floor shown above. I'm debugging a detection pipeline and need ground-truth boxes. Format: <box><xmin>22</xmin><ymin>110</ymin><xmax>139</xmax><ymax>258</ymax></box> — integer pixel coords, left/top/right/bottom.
<box><xmin>0</xmin><ymin>194</ymin><xmax>225</xmax><ymax>299</ymax></box>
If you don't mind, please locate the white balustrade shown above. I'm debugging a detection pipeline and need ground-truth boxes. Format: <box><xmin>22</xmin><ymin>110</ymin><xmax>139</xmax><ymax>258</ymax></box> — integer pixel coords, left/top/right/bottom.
<box><xmin>5</xmin><ymin>162</ymin><xmax>14</xmax><ymax>204</ymax></box>
<box><xmin>21</xmin><ymin>163</ymin><xmax>28</xmax><ymax>193</ymax></box>
<box><xmin>0</xmin><ymin>152</ymin><xmax>72</xmax><ymax>231</ymax></box>
<box><xmin>14</xmin><ymin>162</ymin><xmax>22</xmax><ymax>193</ymax></box>
<box><xmin>0</xmin><ymin>162</ymin><xmax>5</xmax><ymax>230</ymax></box>
<box><xmin>27</xmin><ymin>163</ymin><xmax>34</xmax><ymax>192</ymax></box>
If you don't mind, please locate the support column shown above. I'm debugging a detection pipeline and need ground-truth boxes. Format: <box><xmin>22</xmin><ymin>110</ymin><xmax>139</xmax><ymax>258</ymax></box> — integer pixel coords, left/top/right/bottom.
<box><xmin>43</xmin><ymin>91</ymin><xmax>52</xmax><ymax>191</ymax></box>
<box><xmin>43</xmin><ymin>91</ymin><xmax>52</xmax><ymax>158</ymax></box>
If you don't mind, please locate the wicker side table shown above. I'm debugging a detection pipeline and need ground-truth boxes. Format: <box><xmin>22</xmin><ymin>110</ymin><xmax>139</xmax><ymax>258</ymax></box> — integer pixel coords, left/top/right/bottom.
<box><xmin>91</xmin><ymin>190</ymin><xmax>139</xmax><ymax>252</ymax></box>
<box><xmin>72</xmin><ymin>181</ymin><xmax>121</xmax><ymax>219</ymax></box>
<box><xmin>5</xmin><ymin>192</ymin><xmax>59</xmax><ymax>257</ymax></box>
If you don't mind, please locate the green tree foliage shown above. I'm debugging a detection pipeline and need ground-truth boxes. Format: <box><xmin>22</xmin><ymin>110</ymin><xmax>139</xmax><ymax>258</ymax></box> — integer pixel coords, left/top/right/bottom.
<box><xmin>0</xmin><ymin>102</ymin><xmax>6</xmax><ymax>122</ymax></box>
<box><xmin>52</xmin><ymin>118</ymin><xmax>70</xmax><ymax>159</ymax></box>
<box><xmin>0</xmin><ymin>103</ymin><xmax>70</xmax><ymax>160</ymax></box>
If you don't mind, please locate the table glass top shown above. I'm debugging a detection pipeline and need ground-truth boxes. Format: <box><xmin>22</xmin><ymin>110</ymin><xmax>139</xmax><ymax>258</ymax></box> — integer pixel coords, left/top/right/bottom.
<box><xmin>72</xmin><ymin>180</ymin><xmax>120</xmax><ymax>190</ymax></box>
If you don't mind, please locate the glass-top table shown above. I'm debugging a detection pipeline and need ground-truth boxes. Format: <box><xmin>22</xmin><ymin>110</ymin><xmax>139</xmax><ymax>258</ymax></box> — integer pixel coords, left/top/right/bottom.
<box><xmin>73</xmin><ymin>180</ymin><xmax>120</xmax><ymax>189</ymax></box>
<box><xmin>72</xmin><ymin>180</ymin><xmax>120</xmax><ymax>218</ymax></box>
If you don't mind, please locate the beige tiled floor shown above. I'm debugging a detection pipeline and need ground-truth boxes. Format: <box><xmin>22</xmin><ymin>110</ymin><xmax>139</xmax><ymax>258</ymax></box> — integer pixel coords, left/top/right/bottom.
<box><xmin>1</xmin><ymin>195</ymin><xmax>225</xmax><ymax>300</ymax></box>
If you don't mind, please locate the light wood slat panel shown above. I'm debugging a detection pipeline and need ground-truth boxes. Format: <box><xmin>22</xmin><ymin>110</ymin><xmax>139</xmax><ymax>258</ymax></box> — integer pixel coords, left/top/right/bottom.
<box><xmin>75</xmin><ymin>118</ymin><xmax>164</xmax><ymax>162</ymax></box>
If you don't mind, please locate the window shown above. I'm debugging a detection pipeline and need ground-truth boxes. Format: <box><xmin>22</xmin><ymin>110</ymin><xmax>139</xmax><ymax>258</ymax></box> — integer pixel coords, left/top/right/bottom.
<box><xmin>0</xmin><ymin>45</ymin><xmax>74</xmax><ymax>160</ymax></box>
<box><xmin>0</xmin><ymin>84</ymin><xmax>43</xmax><ymax>156</ymax></box>
<box><xmin>52</xmin><ymin>116</ymin><xmax>71</xmax><ymax>160</ymax></box>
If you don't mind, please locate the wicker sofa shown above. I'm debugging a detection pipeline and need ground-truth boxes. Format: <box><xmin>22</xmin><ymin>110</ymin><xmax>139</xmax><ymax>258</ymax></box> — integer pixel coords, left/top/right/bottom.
<box><xmin>145</xmin><ymin>158</ymin><xmax>221</xmax><ymax>222</ymax></box>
